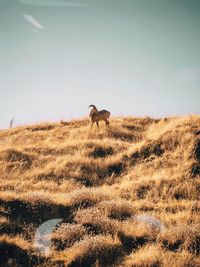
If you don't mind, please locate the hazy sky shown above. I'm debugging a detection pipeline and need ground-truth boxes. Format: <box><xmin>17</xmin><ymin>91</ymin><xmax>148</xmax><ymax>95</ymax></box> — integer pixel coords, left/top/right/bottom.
<box><xmin>0</xmin><ymin>0</ymin><xmax>200</xmax><ymax>128</ymax></box>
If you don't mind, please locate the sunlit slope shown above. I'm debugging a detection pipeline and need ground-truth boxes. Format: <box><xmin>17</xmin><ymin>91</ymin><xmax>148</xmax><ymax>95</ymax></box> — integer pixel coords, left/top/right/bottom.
<box><xmin>0</xmin><ymin>115</ymin><xmax>200</xmax><ymax>266</ymax></box>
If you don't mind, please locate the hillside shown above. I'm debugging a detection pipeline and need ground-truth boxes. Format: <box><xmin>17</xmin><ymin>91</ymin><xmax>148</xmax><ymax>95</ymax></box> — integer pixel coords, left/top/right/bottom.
<box><xmin>0</xmin><ymin>115</ymin><xmax>200</xmax><ymax>267</ymax></box>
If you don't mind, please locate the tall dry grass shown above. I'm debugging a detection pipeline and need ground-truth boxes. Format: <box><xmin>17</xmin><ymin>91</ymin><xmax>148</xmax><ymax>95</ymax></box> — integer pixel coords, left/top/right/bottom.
<box><xmin>0</xmin><ymin>115</ymin><xmax>200</xmax><ymax>266</ymax></box>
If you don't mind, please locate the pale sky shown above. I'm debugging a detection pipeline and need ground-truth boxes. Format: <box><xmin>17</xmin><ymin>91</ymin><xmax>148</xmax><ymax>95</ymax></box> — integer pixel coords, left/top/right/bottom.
<box><xmin>0</xmin><ymin>0</ymin><xmax>200</xmax><ymax>128</ymax></box>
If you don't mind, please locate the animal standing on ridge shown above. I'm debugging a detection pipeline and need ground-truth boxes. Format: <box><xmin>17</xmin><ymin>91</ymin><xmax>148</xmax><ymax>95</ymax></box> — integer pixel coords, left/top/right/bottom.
<box><xmin>88</xmin><ymin>105</ymin><xmax>111</xmax><ymax>129</ymax></box>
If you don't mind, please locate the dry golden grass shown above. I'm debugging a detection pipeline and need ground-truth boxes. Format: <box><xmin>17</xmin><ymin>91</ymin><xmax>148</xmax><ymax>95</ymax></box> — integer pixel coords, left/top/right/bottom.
<box><xmin>0</xmin><ymin>115</ymin><xmax>200</xmax><ymax>266</ymax></box>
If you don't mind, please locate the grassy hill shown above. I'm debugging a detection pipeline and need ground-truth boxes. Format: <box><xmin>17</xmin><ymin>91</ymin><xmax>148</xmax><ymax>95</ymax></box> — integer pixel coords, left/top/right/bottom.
<box><xmin>0</xmin><ymin>115</ymin><xmax>200</xmax><ymax>267</ymax></box>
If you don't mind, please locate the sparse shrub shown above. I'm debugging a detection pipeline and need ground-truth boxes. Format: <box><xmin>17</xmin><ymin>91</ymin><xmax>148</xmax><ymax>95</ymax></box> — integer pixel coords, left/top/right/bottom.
<box><xmin>136</xmin><ymin>185</ymin><xmax>150</xmax><ymax>199</ymax></box>
<box><xmin>30</xmin><ymin>125</ymin><xmax>55</xmax><ymax>132</ymax></box>
<box><xmin>130</xmin><ymin>142</ymin><xmax>164</xmax><ymax>165</ymax></box>
<box><xmin>194</xmin><ymin>140</ymin><xmax>200</xmax><ymax>161</ymax></box>
<box><xmin>108</xmin><ymin>128</ymin><xmax>136</xmax><ymax>142</ymax></box>
<box><xmin>89</xmin><ymin>146</ymin><xmax>114</xmax><ymax>158</ymax></box>
<box><xmin>51</xmin><ymin>223</ymin><xmax>86</xmax><ymax>250</ymax></box>
<box><xmin>0</xmin><ymin>149</ymin><xmax>32</xmax><ymax>170</ymax></box>
<box><xmin>74</xmin><ymin>207</ymin><xmax>118</xmax><ymax>235</ymax></box>
<box><xmin>119</xmin><ymin>244</ymin><xmax>165</xmax><ymax>267</ymax></box>
<box><xmin>67</xmin><ymin>188</ymin><xmax>111</xmax><ymax>209</ymax></box>
<box><xmin>64</xmin><ymin>235</ymin><xmax>124</xmax><ymax>267</ymax></box>
<box><xmin>191</xmin><ymin>164</ymin><xmax>200</xmax><ymax>177</ymax></box>
<box><xmin>98</xmin><ymin>200</ymin><xmax>136</xmax><ymax>221</ymax></box>
<box><xmin>107</xmin><ymin>162</ymin><xmax>124</xmax><ymax>176</ymax></box>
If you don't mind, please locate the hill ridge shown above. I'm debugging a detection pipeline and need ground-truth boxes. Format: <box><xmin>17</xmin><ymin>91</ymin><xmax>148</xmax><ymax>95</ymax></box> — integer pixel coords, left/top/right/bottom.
<box><xmin>0</xmin><ymin>115</ymin><xmax>200</xmax><ymax>266</ymax></box>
